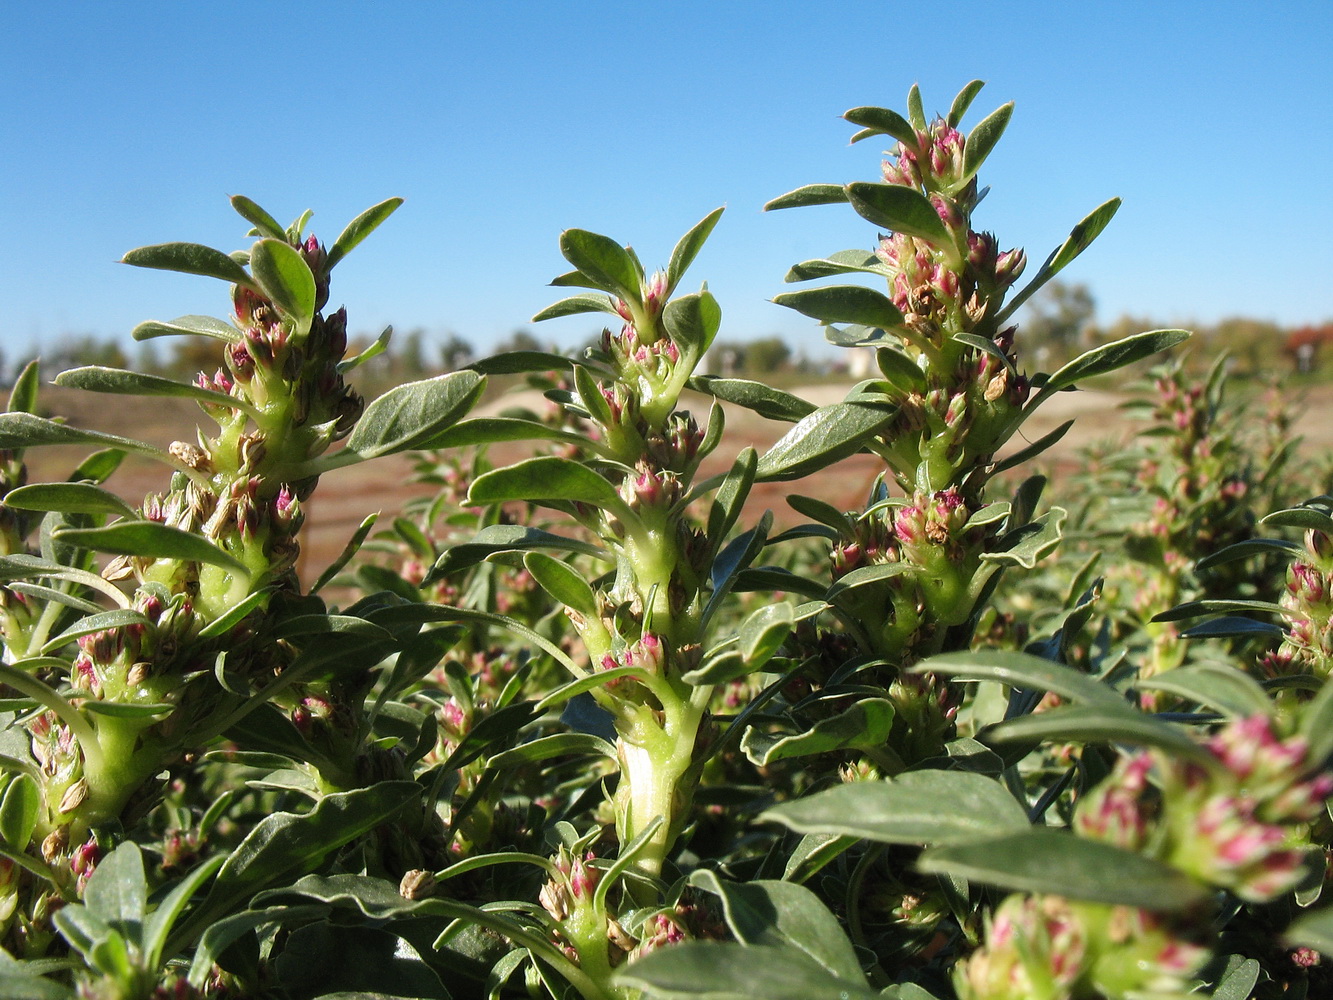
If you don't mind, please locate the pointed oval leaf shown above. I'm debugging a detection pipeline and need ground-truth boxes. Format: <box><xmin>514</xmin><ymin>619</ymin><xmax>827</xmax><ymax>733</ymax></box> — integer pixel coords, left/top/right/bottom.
<box><xmin>756</xmin><ymin>401</ymin><xmax>894</xmax><ymax>482</ymax></box>
<box><xmin>432</xmin><ymin>524</ymin><xmax>604</xmax><ymax>577</ymax></box>
<box><xmin>845</xmin><ymin>183</ymin><xmax>951</xmax><ymax>246</ymax></box>
<box><xmin>524</xmin><ymin>551</ymin><xmax>598</xmax><ymax>619</ymax></box>
<box><xmin>960</xmin><ymin>102</ymin><xmax>1013</xmax><ymax>184</ymax></box>
<box><xmin>772</xmin><ymin>285</ymin><xmax>902</xmax><ymax>330</ymax></box>
<box><xmin>8</xmin><ymin>360</ymin><xmax>41</xmax><ymax>415</ymax></box>
<box><xmin>559</xmin><ymin>229</ymin><xmax>641</xmax><ymax>299</ymax></box>
<box><xmin>983</xmin><ymin>704</ymin><xmax>1217</xmax><ymax>768</ymax></box>
<box><xmin>229</xmin><ymin>196</ymin><xmax>285</xmax><ymax>240</ymax></box>
<box><xmin>4</xmin><ymin>482</ymin><xmax>137</xmax><ymax>519</ymax></box>
<box><xmin>466</xmin><ymin>351</ymin><xmax>575</xmax><ymax>375</ymax></box>
<box><xmin>843</xmin><ymin>106</ymin><xmax>917</xmax><ymax>146</ymax></box>
<box><xmin>343</xmin><ymin>371</ymin><xmax>486</xmax><ymax>461</ymax></box>
<box><xmin>739</xmin><ymin>601</ymin><xmax>794</xmax><ymax>670</ymax></box>
<box><xmin>948</xmin><ymin>80</ymin><xmax>986</xmax><ymax>127</ymax></box>
<box><xmin>689</xmin><ymin>376</ymin><xmax>815</xmax><ymax>422</ymax></box>
<box><xmin>1263</xmin><ymin>506</ymin><xmax>1333</xmax><ymax>533</ymax></box>
<box><xmin>121</xmin><ymin>242</ymin><xmax>254</xmax><ymax>288</ymax></box>
<box><xmin>532</xmin><ymin>293</ymin><xmax>620</xmax><ymax>322</ymax></box>
<box><xmin>762</xmin><ymin>183</ymin><xmax>849</xmax><ymax>212</ymax></box>
<box><xmin>326</xmin><ymin>197</ymin><xmax>403</xmax><ymax>269</ymax></box>
<box><xmin>742</xmin><ymin>698</ymin><xmax>895</xmax><ymax>766</ymax></box>
<box><xmin>919</xmin><ymin>828</ymin><xmax>1208</xmax><ymax>910</ymax></box>
<box><xmin>784</xmin><ymin>249</ymin><xmax>889</xmax><ymax>283</ymax></box>
<box><xmin>53</xmin><ymin>521</ymin><xmax>251</xmax><ymax>578</ymax></box>
<box><xmin>130</xmin><ymin>314</ymin><xmax>239</xmax><ymax>343</ymax></box>
<box><xmin>912</xmin><ymin>649</ymin><xmax>1127</xmax><ymax>709</ymax></box>
<box><xmin>83</xmin><ymin>841</ymin><xmax>147</xmax><ymax>939</ymax></box>
<box><xmin>667</xmin><ymin>207</ymin><xmax>724</xmax><ymax>293</ymax></box>
<box><xmin>54</xmin><ymin>366</ymin><xmax>254</xmax><ymax>416</ymax></box>
<box><xmin>487</xmin><ymin>732</ymin><xmax>615</xmax><ymax>769</ymax></box>
<box><xmin>1000</xmin><ymin>198</ymin><xmax>1122</xmax><ymax>321</ymax></box>
<box><xmin>1040</xmin><ymin>329</ymin><xmax>1190</xmax><ymax>393</ymax></box>
<box><xmin>618</xmin><ymin>942</ymin><xmax>879</xmax><ymax>1000</ymax></box>
<box><xmin>906</xmin><ymin>84</ymin><xmax>926</xmax><ymax>130</ymax></box>
<box><xmin>706</xmin><ymin>447</ymin><xmax>758</xmax><ymax>553</ymax></box>
<box><xmin>763</xmin><ymin>770</ymin><xmax>1028</xmax><ymax>844</ymax></box>
<box><xmin>0</xmin><ymin>773</ymin><xmax>40</xmax><ymax>851</ymax></box>
<box><xmin>1134</xmin><ymin>664</ymin><xmax>1274</xmax><ymax>718</ymax></box>
<box><xmin>248</xmin><ymin>239</ymin><xmax>315</xmax><ymax>327</ymax></box>
<box><xmin>0</xmin><ymin>413</ymin><xmax>160</xmax><ymax>459</ymax></box>
<box><xmin>1286</xmin><ymin>904</ymin><xmax>1333</xmax><ymax>957</ymax></box>
<box><xmin>468</xmin><ymin>456</ymin><xmax>626</xmax><ymax>513</ymax></box>
<box><xmin>41</xmin><ymin>609</ymin><xmax>152</xmax><ymax>655</ymax></box>
<box><xmin>663</xmin><ymin>289</ymin><xmax>722</xmax><ymax>357</ymax></box>
<box><xmin>1179</xmin><ymin>615</ymin><xmax>1285</xmax><ymax>640</ymax></box>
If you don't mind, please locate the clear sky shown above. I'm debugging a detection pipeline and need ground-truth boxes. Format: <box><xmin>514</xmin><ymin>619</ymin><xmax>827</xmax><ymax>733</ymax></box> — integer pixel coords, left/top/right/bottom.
<box><xmin>3</xmin><ymin>1</ymin><xmax>1329</xmax><ymax>361</ymax></box>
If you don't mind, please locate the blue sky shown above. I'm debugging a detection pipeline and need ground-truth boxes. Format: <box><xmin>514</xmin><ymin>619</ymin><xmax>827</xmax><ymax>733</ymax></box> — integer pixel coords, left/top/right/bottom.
<box><xmin>4</xmin><ymin>1</ymin><xmax>1330</xmax><ymax>361</ymax></box>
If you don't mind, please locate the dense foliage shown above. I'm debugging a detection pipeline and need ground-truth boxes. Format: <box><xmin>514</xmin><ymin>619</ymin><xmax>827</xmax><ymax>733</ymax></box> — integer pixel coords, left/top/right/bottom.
<box><xmin>0</xmin><ymin>81</ymin><xmax>1329</xmax><ymax>1000</ymax></box>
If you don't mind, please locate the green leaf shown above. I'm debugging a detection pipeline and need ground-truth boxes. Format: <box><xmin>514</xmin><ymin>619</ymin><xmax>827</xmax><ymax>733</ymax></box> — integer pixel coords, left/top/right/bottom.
<box><xmin>689</xmin><ymin>376</ymin><xmax>816</xmax><ymax>422</ymax></box>
<box><xmin>756</xmin><ymin>402</ymin><xmax>894</xmax><ymax>482</ymax></box>
<box><xmin>739</xmin><ymin>601</ymin><xmax>793</xmax><ymax>670</ymax></box>
<box><xmin>919</xmin><ymin>828</ymin><xmax>1208</xmax><ymax>909</ymax></box>
<box><xmin>667</xmin><ymin>207</ymin><xmax>724</xmax><ymax>293</ymax></box>
<box><xmin>487</xmin><ymin>732</ymin><xmax>615</xmax><ymax>769</ymax></box>
<box><xmin>990</xmin><ymin>420</ymin><xmax>1074</xmax><ymax>475</ymax></box>
<box><xmin>336</xmin><ymin>324</ymin><xmax>392</xmax><ymax>375</ymax></box>
<box><xmin>41</xmin><ymin>609</ymin><xmax>152</xmax><ymax>655</ymax></box>
<box><xmin>326</xmin><ymin>197</ymin><xmax>403</xmax><ymax>270</ymax></box>
<box><xmin>121</xmin><ymin>242</ymin><xmax>254</xmax><ymax>288</ymax></box>
<box><xmin>912</xmin><ymin>649</ymin><xmax>1127</xmax><ymax>709</ymax></box>
<box><xmin>0</xmin><ymin>774</ymin><xmax>40</xmax><ymax>851</ymax></box>
<box><xmin>948</xmin><ymin>79</ymin><xmax>985</xmax><ymax>127</ymax></box>
<box><xmin>468</xmin><ymin>456</ymin><xmax>628</xmax><ymax>516</ymax></box>
<box><xmin>248</xmin><ymin>239</ymin><xmax>316</xmax><ymax>328</ymax></box>
<box><xmin>764</xmin><ymin>770</ymin><xmax>1028</xmax><ymax>844</ymax></box>
<box><xmin>53</xmin><ymin>521</ymin><xmax>250</xmax><ymax>578</ymax></box>
<box><xmin>981</xmin><ymin>507</ymin><xmax>1066</xmax><ymax>569</ymax></box>
<box><xmin>53</xmin><ymin>366</ymin><xmax>255</xmax><ymax>417</ymax></box>
<box><xmin>523</xmin><ymin>551</ymin><xmax>598</xmax><ymax>618</ymax></box>
<box><xmin>742</xmin><ymin>698</ymin><xmax>895</xmax><ymax>766</ymax></box>
<box><xmin>771</xmin><ymin>285</ymin><xmax>902</xmax><ymax>330</ymax></box>
<box><xmin>663</xmin><ymin>290</ymin><xmax>722</xmax><ymax>359</ymax></box>
<box><xmin>843</xmin><ymin>105</ymin><xmax>917</xmax><ymax>146</ymax></box>
<box><xmin>338</xmin><ymin>371</ymin><xmax>486</xmax><ymax>464</ymax></box>
<box><xmin>1300</xmin><ymin>678</ymin><xmax>1333</xmax><ymax>767</ymax></box>
<box><xmin>960</xmin><ymin>102</ymin><xmax>1013</xmax><ymax>184</ymax></box>
<box><xmin>1039</xmin><ymin>330</ymin><xmax>1190</xmax><ymax>394</ymax></box>
<box><xmin>1134</xmin><ymin>663</ymin><xmax>1274</xmax><ymax>718</ymax></box>
<box><xmin>532</xmin><ymin>293</ymin><xmax>620</xmax><ymax>322</ymax></box>
<box><xmin>431</xmin><ymin>524</ymin><xmax>604</xmax><ymax>577</ymax></box>
<box><xmin>983</xmin><ymin>704</ymin><xmax>1217</xmax><ymax>768</ymax></box>
<box><xmin>8</xmin><ymin>360</ymin><xmax>41</xmax><ymax>415</ymax></box>
<box><xmin>229</xmin><ymin>196</ymin><xmax>286</xmax><ymax>239</ymax></box>
<box><xmin>1196</xmin><ymin>537</ymin><xmax>1301</xmax><ymax>571</ymax></box>
<box><xmin>176</xmin><ymin>783</ymin><xmax>421</xmax><ymax>948</ymax></box>
<box><xmin>1211</xmin><ymin>957</ymin><xmax>1261</xmax><ymax>1000</ymax></box>
<box><xmin>688</xmin><ymin>873</ymin><xmax>864</xmax><ymax>982</ymax></box>
<box><xmin>1179</xmin><ymin>616</ymin><xmax>1285</xmax><ymax>640</ymax></box>
<box><xmin>465</xmin><ymin>350</ymin><xmax>576</xmax><ymax>375</ymax></box>
<box><xmin>83</xmin><ymin>842</ymin><xmax>146</xmax><ymax>943</ymax></box>
<box><xmin>141</xmin><ymin>853</ymin><xmax>226</xmax><ymax>969</ymax></box>
<box><xmin>1263</xmin><ymin>506</ymin><xmax>1333</xmax><ymax>533</ymax></box>
<box><xmin>762</xmin><ymin>184</ymin><xmax>849</xmax><ymax>212</ymax></box>
<box><xmin>0</xmin><ymin>413</ymin><xmax>161</xmax><ymax>462</ymax></box>
<box><xmin>845</xmin><ymin>182</ymin><xmax>951</xmax><ymax>246</ymax></box>
<box><xmin>3</xmin><ymin>482</ymin><xmax>137</xmax><ymax>519</ymax></box>
<box><xmin>783</xmin><ymin>249</ymin><xmax>888</xmax><ymax>283</ymax></box>
<box><xmin>1000</xmin><ymin>198</ymin><xmax>1122</xmax><ymax>321</ymax></box>
<box><xmin>130</xmin><ymin>314</ymin><xmax>238</xmax><ymax>342</ymax></box>
<box><xmin>906</xmin><ymin>84</ymin><xmax>926</xmax><ymax>130</ymax></box>
<box><xmin>274</xmin><ymin>923</ymin><xmax>448</xmax><ymax>1000</ymax></box>
<box><xmin>619</xmin><ymin>942</ymin><xmax>878</xmax><ymax>1000</ymax></box>
<box><xmin>706</xmin><ymin>447</ymin><xmax>757</xmax><ymax>552</ymax></box>
<box><xmin>310</xmin><ymin>513</ymin><xmax>378</xmax><ymax>596</ymax></box>
<box><xmin>559</xmin><ymin>229</ymin><xmax>642</xmax><ymax>299</ymax></box>
<box><xmin>0</xmin><ymin>972</ymin><xmax>74</xmax><ymax>1000</ymax></box>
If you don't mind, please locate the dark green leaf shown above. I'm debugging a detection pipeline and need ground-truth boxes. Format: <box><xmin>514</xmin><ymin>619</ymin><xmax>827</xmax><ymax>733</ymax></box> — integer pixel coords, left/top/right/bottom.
<box><xmin>339</xmin><ymin>371</ymin><xmax>486</xmax><ymax>463</ymax></box>
<box><xmin>468</xmin><ymin>456</ymin><xmax>627</xmax><ymax>515</ymax></box>
<box><xmin>53</xmin><ymin>521</ymin><xmax>250</xmax><ymax>578</ymax></box>
<box><xmin>559</xmin><ymin>229</ymin><xmax>641</xmax><ymax>299</ymax></box>
<box><xmin>3</xmin><ymin>483</ymin><xmax>137</xmax><ymax>519</ymax></box>
<box><xmin>663</xmin><ymin>290</ymin><xmax>722</xmax><ymax>359</ymax></box>
<box><xmin>1134</xmin><ymin>664</ymin><xmax>1273</xmax><ymax>718</ymax></box>
<box><xmin>765</xmin><ymin>770</ymin><xmax>1027</xmax><ymax>845</ymax></box>
<box><xmin>83</xmin><ymin>842</ymin><xmax>146</xmax><ymax>941</ymax></box>
<box><xmin>466</xmin><ymin>350</ymin><xmax>575</xmax><ymax>375</ymax></box>
<box><xmin>960</xmin><ymin>102</ymin><xmax>1013</xmax><ymax>184</ymax></box>
<box><xmin>667</xmin><ymin>207</ymin><xmax>724</xmax><ymax>293</ymax></box>
<box><xmin>249</xmin><ymin>239</ymin><xmax>316</xmax><ymax>327</ymax></box>
<box><xmin>130</xmin><ymin>314</ymin><xmax>238</xmax><ymax>342</ymax></box>
<box><xmin>981</xmin><ymin>507</ymin><xmax>1066</xmax><ymax>569</ymax></box>
<box><xmin>532</xmin><ymin>293</ymin><xmax>620</xmax><ymax>323</ymax></box>
<box><xmin>762</xmin><ymin>184</ymin><xmax>849</xmax><ymax>212</ymax></box>
<box><xmin>739</xmin><ymin>601</ymin><xmax>793</xmax><ymax>670</ymax></box>
<box><xmin>983</xmin><ymin>704</ymin><xmax>1216</xmax><ymax>767</ymax></box>
<box><xmin>142</xmin><ymin>855</ymin><xmax>226</xmax><ymax>970</ymax></box>
<box><xmin>310</xmin><ymin>513</ymin><xmax>378</xmax><ymax>596</ymax></box>
<box><xmin>843</xmin><ymin>106</ymin><xmax>917</xmax><ymax>146</ymax></box>
<box><xmin>487</xmin><ymin>732</ymin><xmax>615</xmax><ymax>769</ymax></box>
<box><xmin>688</xmin><ymin>376</ymin><xmax>816</xmax><ymax>422</ymax></box>
<box><xmin>1300</xmin><ymin>678</ymin><xmax>1333</xmax><ymax>767</ymax></box>
<box><xmin>906</xmin><ymin>84</ymin><xmax>925</xmax><ymax>130</ymax></box>
<box><xmin>121</xmin><ymin>242</ymin><xmax>254</xmax><ymax>288</ymax></box>
<box><xmin>1000</xmin><ymin>198</ymin><xmax>1122</xmax><ymax>321</ymax></box>
<box><xmin>229</xmin><ymin>196</ymin><xmax>285</xmax><ymax>239</ymax></box>
<box><xmin>771</xmin><ymin>285</ymin><xmax>902</xmax><ymax>330</ymax></box>
<box><xmin>913</xmin><ymin>650</ymin><xmax>1126</xmax><ymax>709</ymax></box>
<box><xmin>990</xmin><ymin>420</ymin><xmax>1074</xmax><ymax>475</ymax></box>
<box><xmin>524</xmin><ymin>551</ymin><xmax>598</xmax><ymax>618</ymax></box>
<box><xmin>1179</xmin><ymin>615</ymin><xmax>1285</xmax><ymax>639</ymax></box>
<box><xmin>54</xmin><ymin>366</ymin><xmax>254</xmax><ymax>416</ymax></box>
<box><xmin>432</xmin><ymin>524</ymin><xmax>603</xmax><ymax>577</ymax></box>
<box><xmin>845</xmin><ymin>182</ymin><xmax>951</xmax><ymax>245</ymax></box>
<box><xmin>8</xmin><ymin>360</ymin><xmax>40</xmax><ymax>415</ymax></box>
<box><xmin>0</xmin><ymin>774</ymin><xmax>39</xmax><ymax>851</ymax></box>
<box><xmin>1040</xmin><ymin>330</ymin><xmax>1190</xmax><ymax>394</ymax></box>
<box><xmin>785</xmin><ymin>494</ymin><xmax>853</xmax><ymax>536</ymax></box>
<box><xmin>275</xmin><ymin>923</ymin><xmax>447</xmax><ymax>1000</ymax></box>
<box><xmin>1196</xmin><ymin>537</ymin><xmax>1301</xmax><ymax>571</ymax></box>
<box><xmin>948</xmin><ymin>80</ymin><xmax>985</xmax><ymax>127</ymax></box>
<box><xmin>706</xmin><ymin>447</ymin><xmax>757</xmax><ymax>553</ymax></box>
<box><xmin>336</xmin><ymin>325</ymin><xmax>392</xmax><ymax>374</ymax></box>
<box><xmin>1285</xmin><ymin>906</ymin><xmax>1333</xmax><ymax>957</ymax></box>
<box><xmin>327</xmin><ymin>197</ymin><xmax>403</xmax><ymax>269</ymax></box>
<box><xmin>920</xmin><ymin>828</ymin><xmax>1207</xmax><ymax>909</ymax></box>
<box><xmin>756</xmin><ymin>402</ymin><xmax>894</xmax><ymax>482</ymax></box>
<box><xmin>1263</xmin><ymin>506</ymin><xmax>1333</xmax><ymax>533</ymax></box>
<box><xmin>0</xmin><ymin>413</ymin><xmax>161</xmax><ymax>461</ymax></box>
<box><xmin>742</xmin><ymin>698</ymin><xmax>895</xmax><ymax>766</ymax></box>
<box><xmin>689</xmin><ymin>872</ymin><xmax>864</xmax><ymax>982</ymax></box>
<box><xmin>783</xmin><ymin>249</ymin><xmax>888</xmax><ymax>283</ymax></box>
<box><xmin>618</xmin><ymin>942</ymin><xmax>878</xmax><ymax>1000</ymax></box>
<box><xmin>41</xmin><ymin>609</ymin><xmax>152</xmax><ymax>655</ymax></box>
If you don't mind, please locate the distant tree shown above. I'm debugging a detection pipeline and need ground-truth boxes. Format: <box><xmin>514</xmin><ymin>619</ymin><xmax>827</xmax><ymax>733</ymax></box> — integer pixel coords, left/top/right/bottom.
<box><xmin>1021</xmin><ymin>281</ymin><xmax>1096</xmax><ymax>364</ymax></box>
<box><xmin>495</xmin><ymin>329</ymin><xmax>545</xmax><ymax>354</ymax></box>
<box><xmin>742</xmin><ymin>336</ymin><xmax>792</xmax><ymax>374</ymax></box>
<box><xmin>440</xmin><ymin>333</ymin><xmax>475</xmax><ymax>370</ymax></box>
<box><xmin>1208</xmin><ymin>316</ymin><xmax>1284</xmax><ymax>375</ymax></box>
<box><xmin>395</xmin><ymin>329</ymin><xmax>428</xmax><ymax>379</ymax></box>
